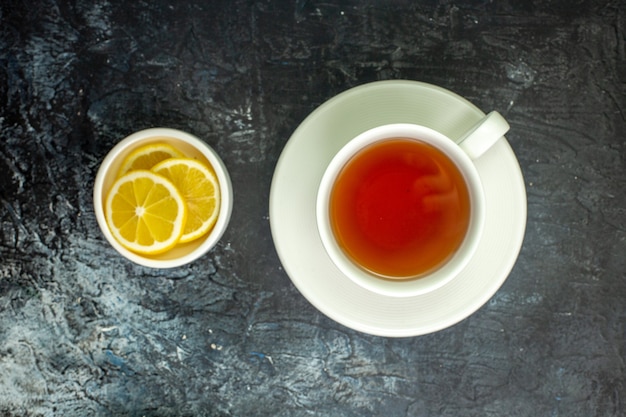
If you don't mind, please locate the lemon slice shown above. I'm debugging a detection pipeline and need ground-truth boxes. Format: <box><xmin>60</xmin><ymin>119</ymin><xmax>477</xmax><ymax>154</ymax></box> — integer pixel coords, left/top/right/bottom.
<box><xmin>105</xmin><ymin>170</ymin><xmax>187</xmax><ymax>255</ymax></box>
<box><xmin>117</xmin><ymin>142</ymin><xmax>185</xmax><ymax>176</ymax></box>
<box><xmin>152</xmin><ymin>158</ymin><xmax>220</xmax><ymax>243</ymax></box>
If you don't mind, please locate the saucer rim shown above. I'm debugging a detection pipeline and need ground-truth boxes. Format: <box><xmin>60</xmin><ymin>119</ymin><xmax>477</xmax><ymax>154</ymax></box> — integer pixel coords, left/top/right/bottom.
<box><xmin>269</xmin><ymin>80</ymin><xmax>527</xmax><ymax>337</ymax></box>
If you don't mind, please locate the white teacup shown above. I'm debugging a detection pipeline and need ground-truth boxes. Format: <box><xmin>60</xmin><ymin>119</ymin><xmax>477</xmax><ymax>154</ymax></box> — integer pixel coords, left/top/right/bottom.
<box><xmin>316</xmin><ymin>111</ymin><xmax>509</xmax><ymax>297</ymax></box>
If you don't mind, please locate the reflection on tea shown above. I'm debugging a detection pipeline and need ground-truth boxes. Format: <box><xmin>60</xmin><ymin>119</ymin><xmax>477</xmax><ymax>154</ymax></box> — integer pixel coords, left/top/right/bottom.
<box><xmin>329</xmin><ymin>138</ymin><xmax>470</xmax><ymax>279</ymax></box>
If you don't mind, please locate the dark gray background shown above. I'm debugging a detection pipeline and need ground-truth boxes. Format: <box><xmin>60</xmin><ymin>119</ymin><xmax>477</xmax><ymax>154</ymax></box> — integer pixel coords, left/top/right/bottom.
<box><xmin>1</xmin><ymin>0</ymin><xmax>624</xmax><ymax>416</ymax></box>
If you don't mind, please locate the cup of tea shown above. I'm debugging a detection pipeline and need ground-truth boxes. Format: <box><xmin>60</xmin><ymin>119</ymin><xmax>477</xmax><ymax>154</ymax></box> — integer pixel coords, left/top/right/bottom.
<box><xmin>93</xmin><ymin>128</ymin><xmax>233</xmax><ymax>268</ymax></box>
<box><xmin>316</xmin><ymin>112</ymin><xmax>509</xmax><ymax>297</ymax></box>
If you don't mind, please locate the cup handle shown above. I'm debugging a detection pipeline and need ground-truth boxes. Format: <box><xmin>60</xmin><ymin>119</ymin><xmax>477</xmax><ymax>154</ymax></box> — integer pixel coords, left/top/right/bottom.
<box><xmin>457</xmin><ymin>111</ymin><xmax>510</xmax><ymax>160</ymax></box>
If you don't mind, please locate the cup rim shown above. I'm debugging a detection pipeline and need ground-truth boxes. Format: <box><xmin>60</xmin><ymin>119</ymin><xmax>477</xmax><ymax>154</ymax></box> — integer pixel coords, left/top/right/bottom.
<box><xmin>93</xmin><ymin>127</ymin><xmax>233</xmax><ymax>268</ymax></box>
<box><xmin>316</xmin><ymin>123</ymin><xmax>485</xmax><ymax>297</ymax></box>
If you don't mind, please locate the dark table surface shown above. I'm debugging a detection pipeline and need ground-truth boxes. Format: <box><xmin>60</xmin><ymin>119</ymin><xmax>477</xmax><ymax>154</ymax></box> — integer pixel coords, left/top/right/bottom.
<box><xmin>1</xmin><ymin>0</ymin><xmax>625</xmax><ymax>416</ymax></box>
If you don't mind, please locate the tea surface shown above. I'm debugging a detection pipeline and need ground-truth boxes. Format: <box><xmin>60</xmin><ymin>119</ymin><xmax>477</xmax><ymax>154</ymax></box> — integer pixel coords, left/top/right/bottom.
<box><xmin>329</xmin><ymin>138</ymin><xmax>471</xmax><ymax>278</ymax></box>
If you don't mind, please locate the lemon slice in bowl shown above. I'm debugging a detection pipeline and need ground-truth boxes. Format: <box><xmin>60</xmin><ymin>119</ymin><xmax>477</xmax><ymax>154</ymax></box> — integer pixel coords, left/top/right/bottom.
<box><xmin>105</xmin><ymin>170</ymin><xmax>187</xmax><ymax>255</ymax></box>
<box><xmin>152</xmin><ymin>158</ymin><xmax>220</xmax><ymax>243</ymax></box>
<box><xmin>117</xmin><ymin>142</ymin><xmax>185</xmax><ymax>176</ymax></box>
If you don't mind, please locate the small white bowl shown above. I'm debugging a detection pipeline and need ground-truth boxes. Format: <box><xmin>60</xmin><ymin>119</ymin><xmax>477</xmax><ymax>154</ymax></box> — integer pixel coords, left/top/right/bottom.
<box><xmin>93</xmin><ymin>128</ymin><xmax>233</xmax><ymax>268</ymax></box>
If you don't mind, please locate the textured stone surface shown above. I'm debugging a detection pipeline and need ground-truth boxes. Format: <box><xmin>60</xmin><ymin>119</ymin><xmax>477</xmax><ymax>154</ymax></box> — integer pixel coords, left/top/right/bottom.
<box><xmin>0</xmin><ymin>0</ymin><xmax>624</xmax><ymax>416</ymax></box>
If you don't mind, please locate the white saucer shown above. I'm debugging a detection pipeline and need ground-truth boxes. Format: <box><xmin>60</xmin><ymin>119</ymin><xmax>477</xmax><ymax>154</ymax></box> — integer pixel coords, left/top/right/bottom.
<box><xmin>269</xmin><ymin>80</ymin><xmax>527</xmax><ymax>337</ymax></box>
